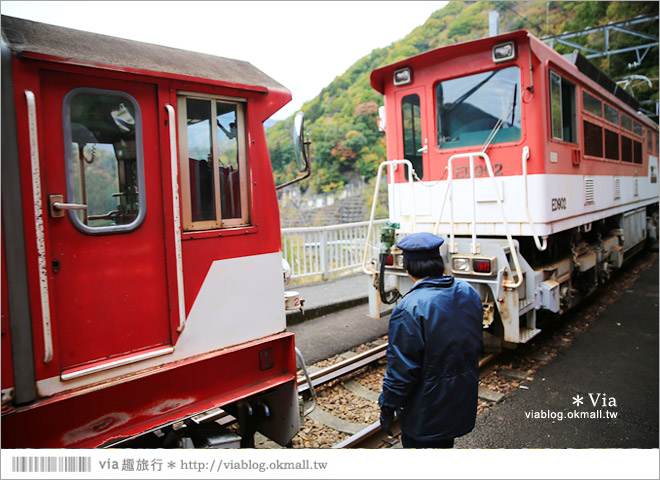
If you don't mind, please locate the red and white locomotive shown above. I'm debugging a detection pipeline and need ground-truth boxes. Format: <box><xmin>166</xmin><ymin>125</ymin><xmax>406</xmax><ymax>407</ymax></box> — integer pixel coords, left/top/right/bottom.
<box><xmin>366</xmin><ymin>30</ymin><xmax>658</xmax><ymax>347</ymax></box>
<box><xmin>1</xmin><ymin>16</ymin><xmax>310</xmax><ymax>448</ymax></box>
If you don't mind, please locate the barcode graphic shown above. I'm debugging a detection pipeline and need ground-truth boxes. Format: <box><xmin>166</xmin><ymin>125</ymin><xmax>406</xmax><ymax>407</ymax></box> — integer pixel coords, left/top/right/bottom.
<box><xmin>12</xmin><ymin>456</ymin><xmax>91</xmax><ymax>473</ymax></box>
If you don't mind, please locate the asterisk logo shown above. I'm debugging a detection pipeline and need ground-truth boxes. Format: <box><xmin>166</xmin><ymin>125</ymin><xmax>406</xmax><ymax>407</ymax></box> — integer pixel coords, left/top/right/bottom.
<box><xmin>573</xmin><ymin>394</ymin><xmax>584</xmax><ymax>406</ymax></box>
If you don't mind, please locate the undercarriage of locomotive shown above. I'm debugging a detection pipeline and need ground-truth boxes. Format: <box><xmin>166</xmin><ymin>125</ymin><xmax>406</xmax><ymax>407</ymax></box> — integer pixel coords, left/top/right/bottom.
<box><xmin>371</xmin><ymin>205</ymin><xmax>658</xmax><ymax>350</ymax></box>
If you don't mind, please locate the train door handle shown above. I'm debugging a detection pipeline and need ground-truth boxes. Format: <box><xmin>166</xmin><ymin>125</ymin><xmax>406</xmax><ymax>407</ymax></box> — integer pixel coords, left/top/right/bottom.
<box><xmin>49</xmin><ymin>194</ymin><xmax>87</xmax><ymax>218</ymax></box>
<box><xmin>417</xmin><ymin>145</ymin><xmax>428</xmax><ymax>154</ymax></box>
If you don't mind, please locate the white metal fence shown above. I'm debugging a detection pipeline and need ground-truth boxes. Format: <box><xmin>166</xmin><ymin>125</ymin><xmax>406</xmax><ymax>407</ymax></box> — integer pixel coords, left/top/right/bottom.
<box><xmin>282</xmin><ymin>219</ymin><xmax>387</xmax><ymax>280</ymax></box>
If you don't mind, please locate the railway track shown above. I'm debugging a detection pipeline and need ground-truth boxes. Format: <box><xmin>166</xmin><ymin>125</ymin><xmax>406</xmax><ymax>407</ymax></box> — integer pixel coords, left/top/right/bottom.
<box><xmin>291</xmin><ymin>337</ymin><xmax>500</xmax><ymax>449</ymax></box>
<box><xmin>294</xmin><ymin>249</ymin><xmax>656</xmax><ymax>448</ymax></box>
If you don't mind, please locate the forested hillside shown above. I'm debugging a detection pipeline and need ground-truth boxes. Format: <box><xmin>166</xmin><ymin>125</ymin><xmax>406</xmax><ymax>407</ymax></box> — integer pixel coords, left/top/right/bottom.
<box><xmin>268</xmin><ymin>1</ymin><xmax>659</xmax><ymax>194</ymax></box>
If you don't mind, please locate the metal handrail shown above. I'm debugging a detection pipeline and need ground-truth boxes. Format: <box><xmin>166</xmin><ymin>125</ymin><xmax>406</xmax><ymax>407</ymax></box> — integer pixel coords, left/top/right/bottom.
<box><xmin>25</xmin><ymin>90</ymin><xmax>53</xmax><ymax>364</ymax></box>
<box><xmin>362</xmin><ymin>160</ymin><xmax>416</xmax><ymax>275</ymax></box>
<box><xmin>165</xmin><ymin>104</ymin><xmax>187</xmax><ymax>333</ymax></box>
<box><xmin>522</xmin><ymin>146</ymin><xmax>548</xmax><ymax>251</ymax></box>
<box><xmin>443</xmin><ymin>151</ymin><xmax>524</xmax><ymax>289</ymax></box>
<box><xmin>282</xmin><ymin>219</ymin><xmax>387</xmax><ymax>280</ymax></box>
<box><xmin>295</xmin><ymin>347</ymin><xmax>317</xmax><ymax>416</ymax></box>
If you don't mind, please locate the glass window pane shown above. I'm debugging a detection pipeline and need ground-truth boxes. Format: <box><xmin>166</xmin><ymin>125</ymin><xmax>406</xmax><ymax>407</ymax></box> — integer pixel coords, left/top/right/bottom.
<box><xmin>582</xmin><ymin>91</ymin><xmax>602</xmax><ymax>116</ymax></box>
<box><xmin>216</xmin><ymin>103</ymin><xmax>241</xmax><ymax>219</ymax></box>
<box><xmin>402</xmin><ymin>98</ymin><xmax>421</xmax><ymax>155</ymax></box>
<box><xmin>561</xmin><ymin>79</ymin><xmax>576</xmax><ymax>143</ymax></box>
<box><xmin>401</xmin><ymin>94</ymin><xmax>423</xmax><ymax>180</ymax></box>
<box><xmin>436</xmin><ymin>66</ymin><xmax>521</xmax><ymax>149</ymax></box>
<box><xmin>67</xmin><ymin>92</ymin><xmax>142</xmax><ymax>230</ymax></box>
<box><xmin>550</xmin><ymin>72</ymin><xmax>563</xmax><ymax>140</ymax></box>
<box><xmin>186</xmin><ymin>98</ymin><xmax>216</xmax><ymax>222</ymax></box>
<box><xmin>621</xmin><ymin>114</ymin><xmax>632</xmax><ymax>131</ymax></box>
<box><xmin>633</xmin><ymin>121</ymin><xmax>642</xmax><ymax>136</ymax></box>
<box><xmin>604</xmin><ymin>104</ymin><xmax>618</xmax><ymax>125</ymax></box>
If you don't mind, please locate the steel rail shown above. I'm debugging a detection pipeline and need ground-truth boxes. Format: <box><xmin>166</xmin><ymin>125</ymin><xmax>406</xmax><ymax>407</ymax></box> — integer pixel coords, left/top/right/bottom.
<box><xmin>333</xmin><ymin>419</ymin><xmax>401</xmax><ymax>449</ymax></box>
<box><xmin>297</xmin><ymin>343</ymin><xmax>387</xmax><ymax>394</ymax></box>
<box><xmin>334</xmin><ymin>351</ymin><xmax>499</xmax><ymax>448</ymax></box>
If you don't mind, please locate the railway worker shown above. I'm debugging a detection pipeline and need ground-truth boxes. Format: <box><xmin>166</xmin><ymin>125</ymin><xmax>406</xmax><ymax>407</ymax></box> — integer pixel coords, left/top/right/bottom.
<box><xmin>379</xmin><ymin>232</ymin><xmax>483</xmax><ymax>448</ymax></box>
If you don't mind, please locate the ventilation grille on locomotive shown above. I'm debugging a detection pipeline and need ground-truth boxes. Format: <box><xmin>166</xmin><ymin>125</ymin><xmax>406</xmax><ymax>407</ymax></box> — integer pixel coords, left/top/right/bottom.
<box><xmin>584</xmin><ymin>177</ymin><xmax>595</xmax><ymax>205</ymax></box>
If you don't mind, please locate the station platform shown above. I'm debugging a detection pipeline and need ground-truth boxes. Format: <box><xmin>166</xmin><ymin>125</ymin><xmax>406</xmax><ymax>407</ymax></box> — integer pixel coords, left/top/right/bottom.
<box><xmin>285</xmin><ymin>273</ymin><xmax>372</xmax><ymax>324</ymax></box>
<box><xmin>456</xmin><ymin>253</ymin><xmax>659</xmax><ymax>448</ymax></box>
<box><xmin>286</xmin><ymin>273</ymin><xmax>389</xmax><ymax>365</ymax></box>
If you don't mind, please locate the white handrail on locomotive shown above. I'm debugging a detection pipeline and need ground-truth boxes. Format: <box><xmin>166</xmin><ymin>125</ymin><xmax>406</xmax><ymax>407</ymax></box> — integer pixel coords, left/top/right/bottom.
<box><xmin>362</xmin><ymin>159</ymin><xmax>417</xmax><ymax>275</ymax></box>
<box><xmin>521</xmin><ymin>146</ymin><xmax>549</xmax><ymax>252</ymax></box>
<box><xmin>165</xmin><ymin>104</ymin><xmax>187</xmax><ymax>333</ymax></box>
<box><xmin>25</xmin><ymin>90</ymin><xmax>54</xmax><ymax>364</ymax></box>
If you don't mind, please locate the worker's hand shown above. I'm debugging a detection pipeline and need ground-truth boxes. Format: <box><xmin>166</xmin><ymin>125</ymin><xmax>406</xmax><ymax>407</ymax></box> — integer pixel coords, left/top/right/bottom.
<box><xmin>379</xmin><ymin>407</ymin><xmax>394</xmax><ymax>436</ymax></box>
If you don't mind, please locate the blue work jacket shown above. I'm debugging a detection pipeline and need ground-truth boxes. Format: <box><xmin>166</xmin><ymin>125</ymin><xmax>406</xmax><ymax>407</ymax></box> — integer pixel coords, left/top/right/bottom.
<box><xmin>379</xmin><ymin>275</ymin><xmax>483</xmax><ymax>442</ymax></box>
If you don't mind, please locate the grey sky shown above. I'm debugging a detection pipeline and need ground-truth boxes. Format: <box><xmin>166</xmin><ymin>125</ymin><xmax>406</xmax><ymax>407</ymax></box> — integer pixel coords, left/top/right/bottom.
<box><xmin>1</xmin><ymin>1</ymin><xmax>447</xmax><ymax>119</ymax></box>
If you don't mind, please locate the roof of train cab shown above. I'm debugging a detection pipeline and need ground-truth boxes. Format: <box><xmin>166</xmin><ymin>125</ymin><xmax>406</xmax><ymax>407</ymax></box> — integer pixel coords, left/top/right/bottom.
<box><xmin>370</xmin><ymin>30</ymin><xmax>532</xmax><ymax>94</ymax></box>
<box><xmin>1</xmin><ymin>15</ymin><xmax>291</xmax><ymax>115</ymax></box>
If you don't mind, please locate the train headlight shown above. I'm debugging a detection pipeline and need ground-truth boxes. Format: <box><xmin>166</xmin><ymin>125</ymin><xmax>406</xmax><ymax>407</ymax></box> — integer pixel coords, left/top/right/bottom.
<box><xmin>492</xmin><ymin>41</ymin><xmax>516</xmax><ymax>63</ymax></box>
<box><xmin>452</xmin><ymin>257</ymin><xmax>471</xmax><ymax>273</ymax></box>
<box><xmin>451</xmin><ymin>255</ymin><xmax>497</xmax><ymax>276</ymax></box>
<box><xmin>393</xmin><ymin>67</ymin><xmax>412</xmax><ymax>86</ymax></box>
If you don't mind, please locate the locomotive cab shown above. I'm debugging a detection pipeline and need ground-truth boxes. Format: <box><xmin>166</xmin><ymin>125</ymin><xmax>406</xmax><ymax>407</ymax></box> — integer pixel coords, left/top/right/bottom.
<box><xmin>1</xmin><ymin>15</ymin><xmax>311</xmax><ymax>448</ymax></box>
<box><xmin>365</xmin><ymin>29</ymin><xmax>659</xmax><ymax>349</ymax></box>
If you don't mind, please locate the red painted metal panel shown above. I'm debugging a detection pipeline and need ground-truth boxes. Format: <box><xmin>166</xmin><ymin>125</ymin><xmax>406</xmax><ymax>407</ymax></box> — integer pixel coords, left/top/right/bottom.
<box><xmin>1</xmin><ymin>333</ymin><xmax>296</xmax><ymax>448</ymax></box>
<box><xmin>374</xmin><ymin>30</ymin><xmax>657</xmax><ymax>186</ymax></box>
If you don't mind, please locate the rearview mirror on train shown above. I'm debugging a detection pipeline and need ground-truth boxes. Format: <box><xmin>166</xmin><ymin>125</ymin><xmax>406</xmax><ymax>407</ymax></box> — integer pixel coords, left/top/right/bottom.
<box><xmin>276</xmin><ymin>111</ymin><xmax>312</xmax><ymax>190</ymax></box>
<box><xmin>293</xmin><ymin>111</ymin><xmax>309</xmax><ymax>171</ymax></box>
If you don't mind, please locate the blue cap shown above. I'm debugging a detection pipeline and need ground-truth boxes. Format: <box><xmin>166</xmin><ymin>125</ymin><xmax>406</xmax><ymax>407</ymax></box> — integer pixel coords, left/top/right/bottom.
<box><xmin>397</xmin><ymin>232</ymin><xmax>444</xmax><ymax>261</ymax></box>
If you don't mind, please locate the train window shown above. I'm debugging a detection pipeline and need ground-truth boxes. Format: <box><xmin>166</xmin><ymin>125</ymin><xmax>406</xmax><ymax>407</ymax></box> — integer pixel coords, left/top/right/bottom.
<box><xmin>633</xmin><ymin>140</ymin><xmax>643</xmax><ymax>164</ymax></box>
<box><xmin>621</xmin><ymin>136</ymin><xmax>633</xmax><ymax>162</ymax></box>
<box><xmin>583</xmin><ymin>91</ymin><xmax>602</xmax><ymax>117</ymax></box>
<box><xmin>401</xmin><ymin>94</ymin><xmax>424</xmax><ymax>180</ymax></box>
<box><xmin>583</xmin><ymin>121</ymin><xmax>603</xmax><ymax>157</ymax></box>
<box><xmin>63</xmin><ymin>89</ymin><xmax>145</xmax><ymax>234</ymax></box>
<box><xmin>604</xmin><ymin>104</ymin><xmax>618</xmax><ymax>125</ymax></box>
<box><xmin>549</xmin><ymin>71</ymin><xmax>576</xmax><ymax>143</ymax></box>
<box><xmin>604</xmin><ymin>129</ymin><xmax>619</xmax><ymax>160</ymax></box>
<box><xmin>177</xmin><ymin>94</ymin><xmax>249</xmax><ymax>230</ymax></box>
<box><xmin>633</xmin><ymin>121</ymin><xmax>642</xmax><ymax>136</ymax></box>
<box><xmin>435</xmin><ymin>66</ymin><xmax>521</xmax><ymax>149</ymax></box>
<box><xmin>621</xmin><ymin>114</ymin><xmax>632</xmax><ymax>131</ymax></box>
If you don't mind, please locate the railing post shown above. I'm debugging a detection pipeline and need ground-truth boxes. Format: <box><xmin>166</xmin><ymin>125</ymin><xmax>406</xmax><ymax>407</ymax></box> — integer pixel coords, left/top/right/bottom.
<box><xmin>320</xmin><ymin>229</ymin><xmax>329</xmax><ymax>280</ymax></box>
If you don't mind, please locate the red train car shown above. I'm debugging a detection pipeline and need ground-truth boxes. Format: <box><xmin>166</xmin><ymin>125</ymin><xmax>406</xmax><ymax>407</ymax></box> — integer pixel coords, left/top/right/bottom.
<box><xmin>366</xmin><ymin>30</ymin><xmax>658</xmax><ymax>347</ymax></box>
<box><xmin>1</xmin><ymin>16</ymin><xmax>309</xmax><ymax>448</ymax></box>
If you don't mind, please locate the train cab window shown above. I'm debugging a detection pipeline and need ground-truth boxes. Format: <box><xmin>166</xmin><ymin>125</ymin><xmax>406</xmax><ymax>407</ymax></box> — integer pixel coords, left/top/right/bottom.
<box><xmin>549</xmin><ymin>71</ymin><xmax>576</xmax><ymax>143</ymax></box>
<box><xmin>401</xmin><ymin>94</ymin><xmax>424</xmax><ymax>180</ymax></box>
<box><xmin>633</xmin><ymin>121</ymin><xmax>642</xmax><ymax>137</ymax></box>
<box><xmin>436</xmin><ymin>66</ymin><xmax>521</xmax><ymax>149</ymax></box>
<box><xmin>177</xmin><ymin>94</ymin><xmax>249</xmax><ymax>230</ymax></box>
<box><xmin>583</xmin><ymin>91</ymin><xmax>602</xmax><ymax>117</ymax></box>
<box><xmin>63</xmin><ymin>89</ymin><xmax>145</xmax><ymax>234</ymax></box>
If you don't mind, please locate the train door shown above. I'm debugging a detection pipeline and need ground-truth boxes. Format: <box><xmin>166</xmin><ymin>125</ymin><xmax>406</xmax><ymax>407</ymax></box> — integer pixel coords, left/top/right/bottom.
<box><xmin>395</xmin><ymin>87</ymin><xmax>431</xmax><ymax>217</ymax></box>
<box><xmin>39</xmin><ymin>71</ymin><xmax>173</xmax><ymax>377</ymax></box>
